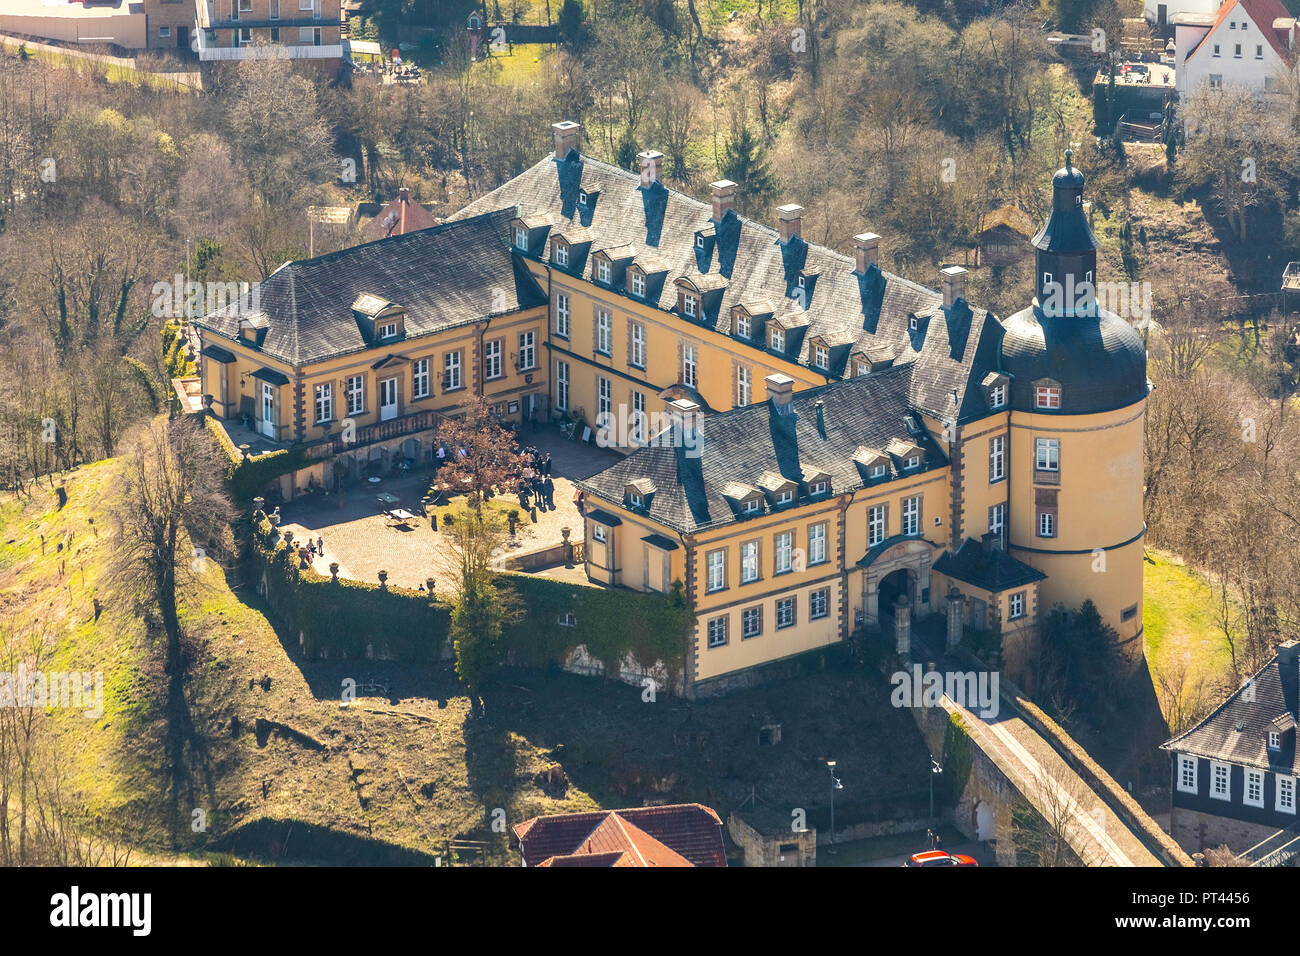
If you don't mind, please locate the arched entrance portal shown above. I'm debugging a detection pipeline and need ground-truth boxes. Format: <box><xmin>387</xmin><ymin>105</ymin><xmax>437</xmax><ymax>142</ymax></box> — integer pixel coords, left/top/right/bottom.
<box><xmin>878</xmin><ymin>568</ymin><xmax>913</xmax><ymax>626</ymax></box>
<box><xmin>860</xmin><ymin>537</ymin><xmax>935</xmax><ymax>629</ymax></box>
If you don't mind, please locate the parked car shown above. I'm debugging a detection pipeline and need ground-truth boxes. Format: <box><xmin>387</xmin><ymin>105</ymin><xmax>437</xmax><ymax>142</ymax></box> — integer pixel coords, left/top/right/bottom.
<box><xmin>906</xmin><ymin>851</ymin><xmax>979</xmax><ymax>867</ymax></box>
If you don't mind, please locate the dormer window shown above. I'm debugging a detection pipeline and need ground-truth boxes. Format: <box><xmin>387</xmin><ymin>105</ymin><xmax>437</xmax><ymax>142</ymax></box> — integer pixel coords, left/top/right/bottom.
<box><xmin>770</xmin><ymin>327</ymin><xmax>785</xmax><ymax>351</ymax></box>
<box><xmin>683</xmin><ymin>294</ymin><xmax>698</xmax><ymax>318</ymax></box>
<box><xmin>856</xmin><ymin>362</ymin><xmax>869</xmax><ymax>376</ymax></box>
<box><xmin>870</xmin><ymin>463</ymin><xmax>887</xmax><ymax>479</ymax></box>
<box><xmin>695</xmin><ymin>235</ymin><xmax>705</xmax><ymax>249</ymax></box>
<box><xmin>990</xmin><ymin>384</ymin><xmax>1006</xmax><ymax>409</ymax></box>
<box><xmin>554</xmin><ymin>242</ymin><xmax>569</xmax><ymax>267</ymax></box>
<box><xmin>908</xmin><ymin>315</ymin><xmax>918</xmax><ymax>331</ymax></box>
<box><xmin>1035</xmin><ymin>385</ymin><xmax>1061</xmax><ymax>410</ymax></box>
<box><xmin>906</xmin><ymin>455</ymin><xmax>921</xmax><ymax>470</ymax></box>
<box><xmin>378</xmin><ymin>322</ymin><xmax>398</xmax><ymax>339</ymax></box>
<box><xmin>596</xmin><ymin>259</ymin><xmax>611</xmax><ymax>283</ymax></box>
<box><xmin>814</xmin><ymin>345</ymin><xmax>829</xmax><ymax>369</ymax></box>
<box><xmin>808</xmin><ymin>480</ymin><xmax>828</xmax><ymax>496</ymax></box>
<box><xmin>777</xmin><ymin>488</ymin><xmax>794</xmax><ymax>506</ymax></box>
<box><xmin>797</xmin><ymin>275</ymin><xmax>806</xmax><ymax>289</ymax></box>
<box><xmin>579</xmin><ymin>191</ymin><xmax>589</xmax><ymax>206</ymax></box>
<box><xmin>628</xmin><ymin>491</ymin><xmax>642</xmax><ymax>508</ymax></box>
<box><xmin>736</xmin><ymin>314</ymin><xmax>751</xmax><ymax>339</ymax></box>
<box><xmin>631</xmin><ymin>271</ymin><xmax>645</xmax><ymax>297</ymax></box>
<box><xmin>515</xmin><ymin>226</ymin><xmax>528</xmax><ymax>250</ymax></box>
<box><xmin>744</xmin><ymin>498</ymin><xmax>760</xmax><ymax>514</ymax></box>
<box><xmin>1270</xmin><ymin>731</ymin><xmax>1281</xmax><ymax>750</ymax></box>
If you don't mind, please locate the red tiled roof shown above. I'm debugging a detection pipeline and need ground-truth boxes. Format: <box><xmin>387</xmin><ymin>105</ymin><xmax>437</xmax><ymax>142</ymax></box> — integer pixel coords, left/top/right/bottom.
<box><xmin>1187</xmin><ymin>0</ymin><xmax>1293</xmax><ymax>62</ymax></box>
<box><xmin>360</xmin><ymin>190</ymin><xmax>440</xmax><ymax>242</ymax></box>
<box><xmin>513</xmin><ymin>803</ymin><xmax>727</xmax><ymax>867</ymax></box>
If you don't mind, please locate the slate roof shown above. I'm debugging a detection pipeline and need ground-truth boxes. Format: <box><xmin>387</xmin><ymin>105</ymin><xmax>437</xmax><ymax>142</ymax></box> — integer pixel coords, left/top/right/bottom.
<box><xmin>576</xmin><ymin>366</ymin><xmax>949</xmax><ymax>533</ymax></box>
<box><xmin>513</xmin><ymin>804</ymin><xmax>727</xmax><ymax>867</ymax></box>
<box><xmin>451</xmin><ymin>151</ymin><xmax>1004</xmax><ymax>425</ymax></box>
<box><xmin>932</xmin><ymin>538</ymin><xmax>1047</xmax><ymax>593</ymax></box>
<box><xmin>191</xmin><ymin>209</ymin><xmax>546</xmax><ymax>367</ymax></box>
<box><xmin>1162</xmin><ymin>643</ymin><xmax>1300</xmax><ymax>775</ymax></box>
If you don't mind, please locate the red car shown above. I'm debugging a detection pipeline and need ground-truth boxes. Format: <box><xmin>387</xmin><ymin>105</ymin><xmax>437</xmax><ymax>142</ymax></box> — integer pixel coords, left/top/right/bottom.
<box><xmin>906</xmin><ymin>850</ymin><xmax>979</xmax><ymax>867</ymax></box>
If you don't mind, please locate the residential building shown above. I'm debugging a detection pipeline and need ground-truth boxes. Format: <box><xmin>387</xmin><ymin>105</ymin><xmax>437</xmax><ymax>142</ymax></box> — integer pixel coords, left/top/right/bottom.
<box><xmin>1162</xmin><ymin>641</ymin><xmax>1300</xmax><ymax>857</ymax></box>
<box><xmin>193</xmin><ymin>0</ymin><xmax>343</xmax><ymax>68</ymax></box>
<box><xmin>358</xmin><ymin>188</ymin><xmax>440</xmax><ymax>244</ymax></box>
<box><xmin>1146</xmin><ymin>0</ymin><xmax>1222</xmax><ymax>28</ymax></box>
<box><xmin>1173</xmin><ymin>0</ymin><xmax>1297</xmax><ymax>101</ymax></box>
<box><xmin>512</xmin><ymin>804</ymin><xmax>727</xmax><ymax>867</ymax></box>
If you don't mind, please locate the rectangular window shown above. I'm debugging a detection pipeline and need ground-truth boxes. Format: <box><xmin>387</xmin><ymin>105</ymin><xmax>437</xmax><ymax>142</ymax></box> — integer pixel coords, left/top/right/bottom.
<box><xmin>270</xmin><ymin>0</ymin><xmax>279</xmax><ymax>17</ymax></box>
<box><xmin>1038</xmin><ymin>511</ymin><xmax>1056</xmax><ymax>538</ymax></box>
<box><xmin>1213</xmin><ymin>43</ymin><xmax>1220</xmax><ymax>56</ymax></box>
<box><xmin>629</xmin><ymin>321</ymin><xmax>646</xmax><ymax>369</ymax></box>
<box><xmin>1234</xmin><ymin>43</ymin><xmax>1242</xmax><ymax>57</ymax></box>
<box><xmin>484</xmin><ymin>339</ymin><xmax>503</xmax><ymax>380</ymax></box>
<box><xmin>776</xmin><ymin>596</ymin><xmax>795</xmax><ymax>629</ymax></box>
<box><xmin>814</xmin><ymin>345</ymin><xmax>829</xmax><ymax>369</ymax></box>
<box><xmin>736</xmin><ymin>366</ymin><xmax>751</xmax><ymax>407</ymax></box>
<box><xmin>901</xmin><ymin>496</ymin><xmax>920</xmax><ymax>536</ymax></box>
<box><xmin>1256</xmin><ymin>44</ymin><xmax>1263</xmax><ymax>58</ymax></box>
<box><xmin>555</xmin><ymin>293</ymin><xmax>569</xmax><ymax>337</ymax></box>
<box><xmin>810</xmin><ymin>588</ymin><xmax>829</xmax><ymax>620</ymax></box>
<box><xmin>1178</xmin><ymin>755</ymin><xmax>1197</xmax><ymax>794</ymax></box>
<box><xmin>444</xmin><ymin>351</ymin><xmax>462</xmax><ymax>391</ymax></box>
<box><xmin>1210</xmin><ymin>762</ymin><xmax>1230</xmax><ymax>801</ymax></box>
<box><xmin>631</xmin><ymin>271</ymin><xmax>645</xmax><ymax>297</ymax></box>
<box><xmin>706</xmin><ymin>549</ymin><xmax>727</xmax><ymax>593</ymax></box>
<box><xmin>346</xmin><ymin>374</ymin><xmax>365</xmax><ymax>414</ymax></box>
<box><xmin>517</xmin><ymin>331</ymin><xmax>536</xmax><ymax>371</ymax></box>
<box><xmin>707</xmin><ymin>616</ymin><xmax>728</xmax><ymax>649</ymax></box>
<box><xmin>299</xmin><ymin>26</ymin><xmax>315</xmax><ymax>43</ymax></box>
<box><xmin>596</xmin><ymin>310</ymin><xmax>612</xmax><ymax>355</ymax></box>
<box><xmin>1269</xmin><ymin>731</ymin><xmax>1281</xmax><ymax>750</ymax></box>
<box><xmin>741</xmin><ymin>540</ymin><xmax>759</xmax><ymax>583</ymax></box>
<box><xmin>159</xmin><ymin>26</ymin><xmax>171</xmax><ymax>38</ymax></box>
<box><xmin>682</xmin><ymin>343</ymin><xmax>698</xmax><ymax>388</ymax></box>
<box><xmin>770</xmin><ymin>327</ymin><xmax>785</xmax><ymax>352</ymax></box>
<box><xmin>856</xmin><ymin>362</ymin><xmax>869</xmax><ymax>377</ymax></box>
<box><xmin>989</xmin><ymin>502</ymin><xmax>1005</xmax><ymax>544</ymax></box>
<box><xmin>868</xmin><ymin>505</ymin><xmax>886</xmax><ymax>546</ymax></box>
<box><xmin>598</xmin><ymin>377</ymin><xmax>612</xmax><ymax>425</ymax></box>
<box><xmin>1209</xmin><ymin>74</ymin><xmax>1223</xmax><ymax>89</ymax></box>
<box><xmin>1035</xmin><ymin>385</ymin><xmax>1061</xmax><ymax>410</ymax></box>
<box><xmin>1035</xmin><ymin>438</ymin><xmax>1060</xmax><ymax>471</ymax></box>
<box><xmin>314</xmin><ymin>382</ymin><xmax>332</xmax><ymax>423</ymax></box>
<box><xmin>596</xmin><ymin>259</ymin><xmax>611</xmax><ymax>283</ymax></box>
<box><xmin>1009</xmin><ymin>591</ymin><xmax>1025</xmax><ymax>619</ymax></box>
<box><xmin>736</xmin><ymin>313</ymin><xmax>751</xmax><ymax>338</ymax></box>
<box><xmin>592</xmin><ymin>524</ymin><xmax>606</xmax><ymax>543</ymax></box>
<box><xmin>631</xmin><ymin>391</ymin><xmax>645</xmax><ymax>443</ymax></box>
<box><xmin>515</xmin><ymin>226</ymin><xmax>529</xmax><ymax>250</ymax></box>
<box><xmin>411</xmin><ymin>361</ymin><xmax>429</xmax><ymax>400</ymax></box>
<box><xmin>1278</xmin><ymin>776</ymin><xmax>1296</xmax><ymax>814</ymax></box>
<box><xmin>989</xmin><ymin>435</ymin><xmax>1005</xmax><ymax>482</ymax></box>
<box><xmin>270</xmin><ymin>26</ymin><xmax>280</xmax><ymax>41</ymax></box>
<box><xmin>808</xmin><ymin>523</ymin><xmax>827</xmax><ymax>565</ymax></box>
<box><xmin>555</xmin><ymin>359</ymin><xmax>569</xmax><ymax>411</ymax></box>
<box><xmin>683</xmin><ymin>294</ymin><xmax>698</xmax><ymax>318</ymax></box>
<box><xmin>989</xmin><ymin>384</ymin><xmax>1006</xmax><ymax>408</ymax></box>
<box><xmin>742</xmin><ymin>606</ymin><xmax>762</xmax><ymax>639</ymax></box>
<box><xmin>775</xmin><ymin>531</ymin><xmax>793</xmax><ymax>574</ymax></box>
<box><xmin>554</xmin><ymin>243</ymin><xmax>569</xmax><ymax>267</ymax></box>
<box><xmin>377</xmin><ymin>322</ymin><xmax>397</xmax><ymax>339</ymax></box>
<box><xmin>1246</xmin><ymin>770</ymin><xmax>1264</xmax><ymax>808</ymax></box>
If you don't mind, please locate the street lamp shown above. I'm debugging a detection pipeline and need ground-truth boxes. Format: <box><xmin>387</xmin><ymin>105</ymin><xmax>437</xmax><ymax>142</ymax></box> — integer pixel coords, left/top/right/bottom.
<box><xmin>828</xmin><ymin>760</ymin><xmax>843</xmax><ymax>849</ymax></box>
<box><xmin>929</xmin><ymin>754</ymin><xmax>944</xmax><ymax>819</ymax></box>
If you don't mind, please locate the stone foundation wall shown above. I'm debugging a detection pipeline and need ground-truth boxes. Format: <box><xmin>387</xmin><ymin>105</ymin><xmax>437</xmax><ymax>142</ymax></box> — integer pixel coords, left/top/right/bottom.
<box><xmin>1171</xmin><ymin>807</ymin><xmax>1279</xmax><ymax>856</ymax></box>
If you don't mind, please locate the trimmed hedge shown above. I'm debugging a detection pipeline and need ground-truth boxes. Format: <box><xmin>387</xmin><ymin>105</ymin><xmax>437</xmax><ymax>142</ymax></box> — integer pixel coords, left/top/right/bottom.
<box><xmin>206</xmin><ymin>416</ymin><xmax>309</xmax><ymax>504</ymax></box>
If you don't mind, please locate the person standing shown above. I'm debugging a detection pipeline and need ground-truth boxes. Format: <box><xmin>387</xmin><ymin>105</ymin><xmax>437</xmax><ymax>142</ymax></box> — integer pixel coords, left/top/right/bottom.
<box><xmin>543</xmin><ymin>475</ymin><xmax>554</xmax><ymax>508</ymax></box>
<box><xmin>317</xmin><ymin>536</ymin><xmax>325</xmax><ymax>556</ymax></box>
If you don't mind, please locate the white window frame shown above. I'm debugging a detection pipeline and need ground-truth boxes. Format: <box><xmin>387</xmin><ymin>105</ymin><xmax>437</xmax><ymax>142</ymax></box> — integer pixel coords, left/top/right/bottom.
<box><xmin>555</xmin><ymin>359</ymin><xmax>569</xmax><ymax>411</ymax></box>
<box><xmin>377</xmin><ymin>322</ymin><xmax>397</xmax><ymax>339</ymax></box>
<box><xmin>989</xmin><ymin>383</ymin><xmax>1006</xmax><ymax>409</ymax></box>
<box><xmin>990</xmin><ymin>502</ymin><xmax>1005</xmax><ymax>542</ymax></box>
<box><xmin>770</xmin><ymin>327</ymin><xmax>785</xmax><ymax>351</ymax></box>
<box><xmin>1036</xmin><ymin>438</ymin><xmax>1060</xmax><ymax>471</ymax></box>
<box><xmin>814</xmin><ymin>345</ymin><xmax>829</xmax><ymax>369</ymax></box>
<box><xmin>555</xmin><ymin>292</ymin><xmax>570</xmax><ymax>337</ymax></box>
<box><xmin>631</xmin><ymin>270</ymin><xmax>646</xmax><ymax>297</ymax></box>
<box><xmin>707</xmin><ymin>616</ymin><xmax>728</xmax><ymax>648</ymax></box>
<box><xmin>631</xmin><ymin>391</ymin><xmax>645</xmax><ymax>443</ymax></box>
<box><xmin>1177</xmin><ymin>754</ymin><xmax>1197</xmax><ymax>794</ymax></box>
<box><xmin>515</xmin><ymin>226</ymin><xmax>528</xmax><ymax>250</ymax></box>
<box><xmin>736</xmin><ymin>314</ymin><xmax>751</xmax><ymax>339</ymax></box>
<box><xmin>901</xmin><ymin>496</ymin><xmax>920</xmax><ymax>536</ymax></box>
<box><xmin>314</xmin><ymin>382</ymin><xmax>333</xmax><ymax>424</ymax></box>
<box><xmin>592</xmin><ymin>524</ymin><xmax>607</xmax><ymax>543</ymax></box>
<box><xmin>597</xmin><ymin>376</ymin><xmax>612</xmax><ymax>425</ymax></box>
<box><xmin>990</xmin><ymin>435</ymin><xmax>1005</xmax><ymax>482</ymax></box>
<box><xmin>1009</xmin><ymin>591</ymin><xmax>1024</xmax><ymax>619</ymax></box>
<box><xmin>868</xmin><ymin>505</ymin><xmax>886</xmax><ymax>546</ymax></box>
<box><xmin>518</xmin><ymin>331</ymin><xmax>536</xmax><ymax>371</ymax></box>
<box><xmin>776</xmin><ymin>488</ymin><xmax>794</xmax><ymax>507</ymax></box>
<box><xmin>411</xmin><ymin>361</ymin><xmax>429</xmax><ymax>400</ymax></box>
<box><xmin>159</xmin><ymin>26</ymin><xmax>171</xmax><ymax>38</ymax></box>
<box><xmin>810</xmin><ymin>587</ymin><xmax>829</xmax><ymax>620</ymax></box>
<box><xmin>741</xmin><ymin>606</ymin><xmax>762</xmax><ymax>639</ymax></box>
<box><xmin>444</xmin><ymin>351</ymin><xmax>462</xmax><ymax>390</ymax></box>
<box><xmin>808</xmin><ymin>522</ymin><xmax>827</xmax><ymax>565</ymax></box>
<box><xmin>775</xmin><ymin>596</ymin><xmax>795</xmax><ymax>629</ymax></box>
<box><xmin>741</xmin><ymin>540</ymin><xmax>759</xmax><ymax>584</ymax></box>
<box><xmin>1035</xmin><ymin>385</ymin><xmax>1061</xmax><ymax>410</ymax></box>
<box><xmin>597</xmin><ymin>310</ymin><xmax>612</xmax><ymax>355</ymax></box>
<box><xmin>808</xmin><ymin>480</ymin><xmax>828</xmax><ymax>497</ymax></box>
<box><xmin>1277</xmin><ymin>775</ymin><xmax>1296</xmax><ymax>814</ymax></box>
<box><xmin>484</xmin><ymin>339</ymin><xmax>503</xmax><ymax>380</ymax></box>
<box><xmin>743</xmin><ymin>498</ymin><xmax>761</xmax><ymax>515</ymax></box>
<box><xmin>1269</xmin><ymin>731</ymin><xmax>1281</xmax><ymax>750</ymax></box>
<box><xmin>706</xmin><ymin>549</ymin><xmax>727</xmax><ymax>593</ymax></box>
<box><xmin>683</xmin><ymin>294</ymin><xmax>698</xmax><ymax>318</ymax></box>
<box><xmin>736</xmin><ymin>366</ymin><xmax>751</xmax><ymax>407</ymax></box>
<box><xmin>775</xmin><ymin>531</ymin><xmax>793</xmax><ymax>574</ymax></box>
<box><xmin>682</xmin><ymin>344</ymin><xmax>698</xmax><ymax>389</ymax></box>
<box><xmin>1039</xmin><ymin>511</ymin><xmax>1056</xmax><ymax>538</ymax></box>
<box><xmin>596</xmin><ymin>259</ymin><xmax>611</xmax><ymax>283</ymax></box>
<box><xmin>906</xmin><ymin>454</ymin><xmax>921</xmax><ymax>470</ymax></box>
<box><xmin>630</xmin><ymin>322</ymin><xmax>646</xmax><ymax>369</ymax></box>
<box><xmin>346</xmin><ymin>374</ymin><xmax>365</xmax><ymax>414</ymax></box>
<box><xmin>1245</xmin><ymin>769</ymin><xmax>1264</xmax><ymax>808</ymax></box>
<box><xmin>1210</xmin><ymin>761</ymin><xmax>1231</xmax><ymax>802</ymax></box>
<box><xmin>554</xmin><ymin>242</ymin><xmax>569</xmax><ymax>267</ymax></box>
<box><xmin>870</xmin><ymin>463</ymin><xmax>887</xmax><ymax>479</ymax></box>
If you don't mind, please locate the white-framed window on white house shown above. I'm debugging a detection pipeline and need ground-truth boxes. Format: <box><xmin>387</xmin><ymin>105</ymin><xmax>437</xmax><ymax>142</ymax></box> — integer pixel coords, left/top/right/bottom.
<box><xmin>1035</xmin><ymin>385</ymin><xmax>1061</xmax><ymax>410</ymax></box>
<box><xmin>736</xmin><ymin>365</ymin><xmax>751</xmax><ymax>407</ymax></box>
<box><xmin>518</xmin><ymin>331</ymin><xmax>536</xmax><ymax>371</ymax></box>
<box><xmin>683</xmin><ymin>294</ymin><xmax>699</xmax><ymax>318</ymax></box>
<box><xmin>631</xmin><ymin>391</ymin><xmax>646</xmax><ymax>443</ymax></box>
<box><xmin>1209</xmin><ymin>73</ymin><xmax>1223</xmax><ymax>89</ymax></box>
<box><xmin>989</xmin><ymin>435</ymin><xmax>1005</xmax><ymax>482</ymax></box>
<box><xmin>1256</xmin><ymin>43</ymin><xmax>1264</xmax><ymax>58</ymax></box>
<box><xmin>554</xmin><ymin>242</ymin><xmax>569</xmax><ymax>267</ymax></box>
<box><xmin>484</xmin><ymin>339</ymin><xmax>503</xmax><ymax>380</ymax></box>
<box><xmin>736</xmin><ymin>313</ymin><xmax>751</xmax><ymax>339</ymax></box>
<box><xmin>1009</xmin><ymin>591</ymin><xmax>1025</xmax><ymax>619</ymax></box>
<box><xmin>555</xmin><ymin>293</ymin><xmax>570</xmax><ymax>337</ymax></box>
<box><xmin>1234</xmin><ymin>43</ymin><xmax>1242</xmax><ymax>57</ymax></box>
<box><xmin>515</xmin><ymin>226</ymin><xmax>529</xmax><ymax>250</ymax></box>
<box><xmin>1036</xmin><ymin>437</ymin><xmax>1061</xmax><ymax>471</ymax></box>
<box><xmin>901</xmin><ymin>496</ymin><xmax>920</xmax><ymax>536</ymax></box>
<box><xmin>444</xmin><ymin>351</ymin><xmax>462</xmax><ymax>390</ymax></box>
<box><xmin>989</xmin><ymin>383</ymin><xmax>1006</xmax><ymax>409</ymax></box>
<box><xmin>776</xmin><ymin>596</ymin><xmax>795</xmax><ymax>629</ymax></box>
<box><xmin>596</xmin><ymin>309</ymin><xmax>612</xmax><ymax>355</ymax></box>
<box><xmin>1278</xmin><ymin>775</ymin><xmax>1296</xmax><ymax>814</ymax></box>
<box><xmin>706</xmin><ymin>549</ymin><xmax>727</xmax><ymax>593</ymax></box>
<box><xmin>1210</xmin><ymin>761</ymin><xmax>1231</xmax><ymax>801</ymax></box>
<box><xmin>775</xmin><ymin>531</ymin><xmax>793</xmax><ymax>574</ymax></box>
<box><xmin>770</xmin><ymin>327</ymin><xmax>785</xmax><ymax>351</ymax></box>
<box><xmin>631</xmin><ymin>270</ymin><xmax>646</xmax><ymax>297</ymax></box>
<box><xmin>682</xmin><ymin>343</ymin><xmax>698</xmax><ymax>389</ymax></box>
<box><xmin>810</xmin><ymin>588</ymin><xmax>829</xmax><ymax>620</ymax></box>
<box><xmin>314</xmin><ymin>382</ymin><xmax>333</xmax><ymax>423</ymax></box>
<box><xmin>1212</xmin><ymin>43</ymin><xmax>1221</xmax><ymax>56</ymax></box>
<box><xmin>630</xmin><ymin>321</ymin><xmax>646</xmax><ymax>368</ymax></box>
<box><xmin>742</xmin><ymin>606</ymin><xmax>762</xmax><ymax>639</ymax></box>
<box><xmin>1177</xmin><ymin>755</ymin><xmax>1197</xmax><ymax>794</ymax></box>
<box><xmin>1246</xmin><ymin>769</ymin><xmax>1265</xmax><ymax>808</ymax></box>
<box><xmin>707</xmin><ymin>616</ymin><xmax>728</xmax><ymax>648</ymax></box>
<box><xmin>868</xmin><ymin>505</ymin><xmax>886</xmax><ymax>546</ymax></box>
<box><xmin>411</xmin><ymin>360</ymin><xmax>429</xmax><ymax>400</ymax></box>
<box><xmin>808</xmin><ymin>522</ymin><xmax>827</xmax><ymax>565</ymax></box>
<box><xmin>555</xmin><ymin>359</ymin><xmax>569</xmax><ymax>411</ymax></box>
<box><xmin>598</xmin><ymin>376</ymin><xmax>612</xmax><ymax>425</ymax></box>
<box><xmin>596</xmin><ymin>259</ymin><xmax>611</xmax><ymax>283</ymax></box>
<box><xmin>346</xmin><ymin>374</ymin><xmax>365</xmax><ymax>414</ymax></box>
<box><xmin>1269</xmin><ymin>731</ymin><xmax>1281</xmax><ymax>750</ymax></box>
<box><xmin>741</xmin><ymin>540</ymin><xmax>759</xmax><ymax>584</ymax></box>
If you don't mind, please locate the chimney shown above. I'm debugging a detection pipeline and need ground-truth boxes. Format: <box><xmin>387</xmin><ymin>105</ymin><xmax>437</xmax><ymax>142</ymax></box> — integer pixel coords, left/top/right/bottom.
<box><xmin>1277</xmin><ymin>640</ymin><xmax>1299</xmax><ymax>667</ymax></box>
<box><xmin>667</xmin><ymin>398</ymin><xmax>701</xmax><ymax>454</ymax></box>
<box><xmin>981</xmin><ymin>531</ymin><xmax>1002</xmax><ymax>553</ymax></box>
<box><xmin>398</xmin><ymin>187</ymin><xmax>410</xmax><ymax>202</ymax></box>
<box><xmin>552</xmin><ymin>120</ymin><xmax>580</xmax><ymax>160</ymax></box>
<box><xmin>941</xmin><ymin>266</ymin><xmax>968</xmax><ymax>308</ymax></box>
<box><xmin>710</xmin><ymin>180</ymin><xmax>737</xmax><ymax>221</ymax></box>
<box><xmin>777</xmin><ymin>204</ymin><xmax>804</xmax><ymax>244</ymax></box>
<box><xmin>854</xmin><ymin>233</ymin><xmax>881</xmax><ymax>272</ymax></box>
<box><xmin>637</xmin><ymin>150</ymin><xmax>664</xmax><ymax>186</ymax></box>
<box><xmin>765</xmin><ymin>373</ymin><xmax>795</xmax><ymax>413</ymax></box>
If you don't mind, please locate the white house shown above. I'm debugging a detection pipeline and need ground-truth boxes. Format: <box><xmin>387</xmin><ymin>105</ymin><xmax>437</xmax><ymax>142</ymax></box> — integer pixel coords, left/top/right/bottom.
<box><xmin>1174</xmin><ymin>0</ymin><xmax>1297</xmax><ymax>100</ymax></box>
<box><xmin>1146</xmin><ymin>0</ymin><xmax>1224</xmax><ymax>28</ymax></box>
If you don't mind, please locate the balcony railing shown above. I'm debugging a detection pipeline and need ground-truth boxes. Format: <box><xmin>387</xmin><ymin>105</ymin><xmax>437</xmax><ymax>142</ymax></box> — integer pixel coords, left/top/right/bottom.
<box><xmin>306</xmin><ymin>407</ymin><xmax>447</xmax><ymax>460</ymax></box>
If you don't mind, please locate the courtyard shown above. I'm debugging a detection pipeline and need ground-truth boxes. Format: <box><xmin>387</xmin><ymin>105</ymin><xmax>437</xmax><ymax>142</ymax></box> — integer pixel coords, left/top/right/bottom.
<box><xmin>274</xmin><ymin>426</ymin><xmax>623</xmax><ymax>593</ymax></box>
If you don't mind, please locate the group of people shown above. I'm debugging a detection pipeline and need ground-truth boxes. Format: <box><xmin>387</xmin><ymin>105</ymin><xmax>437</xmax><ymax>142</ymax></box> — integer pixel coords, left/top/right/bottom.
<box><xmin>514</xmin><ymin>445</ymin><xmax>555</xmax><ymax>512</ymax></box>
<box><xmin>296</xmin><ymin>535</ymin><xmax>326</xmax><ymax>569</ymax></box>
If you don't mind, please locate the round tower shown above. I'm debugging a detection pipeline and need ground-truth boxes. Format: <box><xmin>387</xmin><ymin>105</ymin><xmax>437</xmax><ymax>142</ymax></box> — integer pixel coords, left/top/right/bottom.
<box><xmin>1000</xmin><ymin>153</ymin><xmax>1148</xmax><ymax>663</ymax></box>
